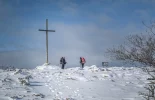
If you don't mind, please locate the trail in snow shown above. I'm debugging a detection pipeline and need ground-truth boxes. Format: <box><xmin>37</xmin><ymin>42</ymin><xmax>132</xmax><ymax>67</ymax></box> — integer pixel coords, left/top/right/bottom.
<box><xmin>30</xmin><ymin>65</ymin><xmax>149</xmax><ymax>100</ymax></box>
<box><xmin>0</xmin><ymin>65</ymin><xmax>150</xmax><ymax>100</ymax></box>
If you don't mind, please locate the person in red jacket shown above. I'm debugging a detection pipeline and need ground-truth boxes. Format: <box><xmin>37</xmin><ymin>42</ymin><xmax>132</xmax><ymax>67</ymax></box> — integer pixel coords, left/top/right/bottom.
<box><xmin>80</xmin><ymin>57</ymin><xmax>86</xmax><ymax>69</ymax></box>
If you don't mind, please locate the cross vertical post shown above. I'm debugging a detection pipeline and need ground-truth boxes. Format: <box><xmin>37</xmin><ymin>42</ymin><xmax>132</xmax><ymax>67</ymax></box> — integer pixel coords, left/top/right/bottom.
<box><xmin>46</xmin><ymin>19</ymin><xmax>48</xmax><ymax>64</ymax></box>
<box><xmin>39</xmin><ymin>19</ymin><xmax>55</xmax><ymax>65</ymax></box>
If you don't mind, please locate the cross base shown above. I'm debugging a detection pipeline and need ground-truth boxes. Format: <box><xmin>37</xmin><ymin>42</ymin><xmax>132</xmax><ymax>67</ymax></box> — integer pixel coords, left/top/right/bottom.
<box><xmin>42</xmin><ymin>63</ymin><xmax>51</xmax><ymax>66</ymax></box>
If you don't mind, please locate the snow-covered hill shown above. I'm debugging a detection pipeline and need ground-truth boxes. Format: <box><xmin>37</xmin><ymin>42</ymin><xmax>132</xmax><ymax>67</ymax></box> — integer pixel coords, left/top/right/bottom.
<box><xmin>0</xmin><ymin>65</ymin><xmax>150</xmax><ymax>100</ymax></box>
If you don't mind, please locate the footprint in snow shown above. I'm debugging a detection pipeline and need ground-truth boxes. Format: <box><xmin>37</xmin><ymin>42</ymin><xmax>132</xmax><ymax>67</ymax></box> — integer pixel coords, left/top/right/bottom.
<box><xmin>49</xmin><ymin>87</ymin><xmax>53</xmax><ymax>90</ymax></box>
<box><xmin>76</xmin><ymin>89</ymin><xmax>79</xmax><ymax>92</ymax></box>
<box><xmin>65</xmin><ymin>86</ymin><xmax>69</xmax><ymax>89</ymax></box>
<box><xmin>74</xmin><ymin>91</ymin><xmax>77</xmax><ymax>94</ymax></box>
<box><xmin>57</xmin><ymin>92</ymin><xmax>63</xmax><ymax>95</ymax></box>
<box><xmin>45</xmin><ymin>83</ymin><xmax>48</xmax><ymax>86</ymax></box>
<box><xmin>51</xmin><ymin>90</ymin><xmax>55</xmax><ymax>92</ymax></box>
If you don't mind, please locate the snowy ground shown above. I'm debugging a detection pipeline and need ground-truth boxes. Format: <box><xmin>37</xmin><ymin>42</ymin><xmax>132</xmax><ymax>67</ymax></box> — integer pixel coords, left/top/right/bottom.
<box><xmin>0</xmin><ymin>65</ymin><xmax>151</xmax><ymax>100</ymax></box>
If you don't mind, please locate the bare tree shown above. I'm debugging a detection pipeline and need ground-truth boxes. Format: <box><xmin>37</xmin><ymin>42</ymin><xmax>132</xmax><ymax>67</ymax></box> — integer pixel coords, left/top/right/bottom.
<box><xmin>107</xmin><ymin>21</ymin><xmax>155</xmax><ymax>67</ymax></box>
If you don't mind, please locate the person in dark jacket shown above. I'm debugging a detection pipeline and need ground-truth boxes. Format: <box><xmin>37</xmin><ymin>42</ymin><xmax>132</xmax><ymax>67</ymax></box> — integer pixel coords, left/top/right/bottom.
<box><xmin>60</xmin><ymin>57</ymin><xmax>66</xmax><ymax>69</ymax></box>
<box><xmin>80</xmin><ymin>57</ymin><xmax>86</xmax><ymax>69</ymax></box>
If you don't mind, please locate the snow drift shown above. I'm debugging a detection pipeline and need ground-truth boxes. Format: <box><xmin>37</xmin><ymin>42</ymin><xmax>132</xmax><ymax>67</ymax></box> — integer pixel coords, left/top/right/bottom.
<box><xmin>0</xmin><ymin>65</ymin><xmax>150</xmax><ymax>100</ymax></box>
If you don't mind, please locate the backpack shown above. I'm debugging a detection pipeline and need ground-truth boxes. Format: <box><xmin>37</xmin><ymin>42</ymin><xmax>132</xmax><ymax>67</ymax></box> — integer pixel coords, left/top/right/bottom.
<box><xmin>63</xmin><ymin>58</ymin><xmax>66</xmax><ymax>64</ymax></box>
<box><xmin>60</xmin><ymin>58</ymin><xmax>63</xmax><ymax>64</ymax></box>
<box><xmin>81</xmin><ymin>57</ymin><xmax>85</xmax><ymax>63</ymax></box>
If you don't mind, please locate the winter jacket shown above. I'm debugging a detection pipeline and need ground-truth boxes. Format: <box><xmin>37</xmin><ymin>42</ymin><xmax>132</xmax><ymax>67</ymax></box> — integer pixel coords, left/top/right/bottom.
<box><xmin>60</xmin><ymin>57</ymin><xmax>66</xmax><ymax>65</ymax></box>
<box><xmin>80</xmin><ymin>57</ymin><xmax>86</xmax><ymax>64</ymax></box>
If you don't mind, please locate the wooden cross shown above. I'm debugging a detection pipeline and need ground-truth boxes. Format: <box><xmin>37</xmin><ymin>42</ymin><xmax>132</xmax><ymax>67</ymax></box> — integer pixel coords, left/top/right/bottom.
<box><xmin>39</xmin><ymin>19</ymin><xmax>55</xmax><ymax>64</ymax></box>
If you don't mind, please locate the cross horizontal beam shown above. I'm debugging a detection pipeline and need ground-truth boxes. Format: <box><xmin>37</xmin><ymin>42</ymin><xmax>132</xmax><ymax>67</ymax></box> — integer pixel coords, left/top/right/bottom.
<box><xmin>39</xmin><ymin>29</ymin><xmax>55</xmax><ymax>32</ymax></box>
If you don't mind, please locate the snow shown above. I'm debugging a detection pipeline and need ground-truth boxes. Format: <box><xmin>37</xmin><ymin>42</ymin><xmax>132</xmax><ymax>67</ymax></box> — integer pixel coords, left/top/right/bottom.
<box><xmin>0</xmin><ymin>65</ymin><xmax>151</xmax><ymax>100</ymax></box>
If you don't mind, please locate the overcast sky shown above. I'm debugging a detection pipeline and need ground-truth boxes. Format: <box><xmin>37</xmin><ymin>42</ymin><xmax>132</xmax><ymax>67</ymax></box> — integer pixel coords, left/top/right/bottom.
<box><xmin>0</xmin><ymin>0</ymin><xmax>155</xmax><ymax>68</ymax></box>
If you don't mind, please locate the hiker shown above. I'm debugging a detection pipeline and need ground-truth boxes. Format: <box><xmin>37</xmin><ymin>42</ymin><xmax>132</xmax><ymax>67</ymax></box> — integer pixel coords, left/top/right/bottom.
<box><xmin>60</xmin><ymin>57</ymin><xmax>67</xmax><ymax>69</ymax></box>
<box><xmin>80</xmin><ymin>57</ymin><xmax>86</xmax><ymax>69</ymax></box>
